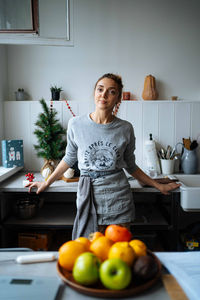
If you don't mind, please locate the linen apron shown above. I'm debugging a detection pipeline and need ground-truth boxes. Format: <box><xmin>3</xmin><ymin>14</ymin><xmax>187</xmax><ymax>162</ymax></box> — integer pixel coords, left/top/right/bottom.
<box><xmin>72</xmin><ymin>169</ymin><xmax>135</xmax><ymax>239</ymax></box>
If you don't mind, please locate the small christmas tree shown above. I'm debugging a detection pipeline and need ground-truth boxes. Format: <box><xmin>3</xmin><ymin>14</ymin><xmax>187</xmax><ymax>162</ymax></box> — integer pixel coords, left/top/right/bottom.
<box><xmin>34</xmin><ymin>99</ymin><xmax>67</xmax><ymax>165</ymax></box>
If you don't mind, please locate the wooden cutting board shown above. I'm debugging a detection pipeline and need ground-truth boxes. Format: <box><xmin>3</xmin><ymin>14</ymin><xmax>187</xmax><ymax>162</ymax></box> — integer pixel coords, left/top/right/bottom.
<box><xmin>141</xmin><ymin>177</ymin><xmax>178</xmax><ymax>187</ymax></box>
<box><xmin>154</xmin><ymin>178</ymin><xmax>178</xmax><ymax>184</ymax></box>
<box><xmin>59</xmin><ymin>176</ymin><xmax>79</xmax><ymax>182</ymax></box>
<box><xmin>162</xmin><ymin>274</ymin><xmax>189</xmax><ymax>300</ymax></box>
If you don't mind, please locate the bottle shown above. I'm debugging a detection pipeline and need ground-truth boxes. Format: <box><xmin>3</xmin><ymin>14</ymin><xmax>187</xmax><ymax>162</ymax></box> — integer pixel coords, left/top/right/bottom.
<box><xmin>144</xmin><ymin>134</ymin><xmax>161</xmax><ymax>177</ymax></box>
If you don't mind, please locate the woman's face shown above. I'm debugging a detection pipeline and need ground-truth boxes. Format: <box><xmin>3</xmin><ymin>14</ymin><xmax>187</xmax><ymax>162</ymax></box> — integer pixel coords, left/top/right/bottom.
<box><xmin>94</xmin><ymin>78</ymin><xmax>120</xmax><ymax>112</ymax></box>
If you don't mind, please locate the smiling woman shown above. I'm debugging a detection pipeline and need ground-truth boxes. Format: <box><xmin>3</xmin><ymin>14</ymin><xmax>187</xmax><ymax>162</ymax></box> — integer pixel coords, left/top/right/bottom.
<box><xmin>0</xmin><ymin>0</ymin><xmax>39</xmax><ymax>33</ymax></box>
<box><xmin>26</xmin><ymin>73</ymin><xmax>181</xmax><ymax>240</ymax></box>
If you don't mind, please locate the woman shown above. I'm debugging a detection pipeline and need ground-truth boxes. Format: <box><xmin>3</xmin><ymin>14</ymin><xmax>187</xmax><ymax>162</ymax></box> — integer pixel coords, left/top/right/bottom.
<box><xmin>27</xmin><ymin>73</ymin><xmax>180</xmax><ymax>238</ymax></box>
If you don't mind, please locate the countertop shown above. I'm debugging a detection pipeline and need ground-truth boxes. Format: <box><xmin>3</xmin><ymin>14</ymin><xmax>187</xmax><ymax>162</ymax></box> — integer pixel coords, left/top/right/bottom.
<box><xmin>0</xmin><ymin>171</ymin><xmax>180</xmax><ymax>193</ymax></box>
<box><xmin>0</xmin><ymin>251</ymin><xmax>190</xmax><ymax>300</ymax></box>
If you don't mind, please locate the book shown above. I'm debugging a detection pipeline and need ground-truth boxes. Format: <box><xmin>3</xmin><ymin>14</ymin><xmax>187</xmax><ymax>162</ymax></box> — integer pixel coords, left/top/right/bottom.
<box><xmin>156</xmin><ymin>251</ymin><xmax>200</xmax><ymax>300</ymax></box>
<box><xmin>1</xmin><ymin>140</ymin><xmax>24</xmax><ymax>168</ymax></box>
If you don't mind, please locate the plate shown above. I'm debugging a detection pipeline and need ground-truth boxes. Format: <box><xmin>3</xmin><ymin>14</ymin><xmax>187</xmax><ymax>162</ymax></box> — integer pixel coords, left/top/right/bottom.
<box><xmin>56</xmin><ymin>251</ymin><xmax>162</xmax><ymax>298</ymax></box>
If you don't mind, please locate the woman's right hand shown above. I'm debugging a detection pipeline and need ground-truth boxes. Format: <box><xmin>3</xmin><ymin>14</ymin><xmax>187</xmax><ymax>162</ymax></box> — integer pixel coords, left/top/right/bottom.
<box><xmin>25</xmin><ymin>160</ymin><xmax>70</xmax><ymax>194</ymax></box>
<box><xmin>25</xmin><ymin>181</ymin><xmax>49</xmax><ymax>194</ymax></box>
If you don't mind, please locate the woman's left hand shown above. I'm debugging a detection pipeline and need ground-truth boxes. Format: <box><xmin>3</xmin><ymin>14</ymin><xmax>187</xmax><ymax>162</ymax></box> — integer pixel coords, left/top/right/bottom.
<box><xmin>131</xmin><ymin>168</ymin><xmax>181</xmax><ymax>195</ymax></box>
<box><xmin>156</xmin><ymin>182</ymin><xmax>181</xmax><ymax>195</ymax></box>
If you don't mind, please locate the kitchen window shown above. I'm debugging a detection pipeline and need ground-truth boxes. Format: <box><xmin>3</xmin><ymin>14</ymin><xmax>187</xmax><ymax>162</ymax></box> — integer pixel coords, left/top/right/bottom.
<box><xmin>0</xmin><ymin>0</ymin><xmax>72</xmax><ymax>46</ymax></box>
<box><xmin>0</xmin><ymin>0</ymin><xmax>39</xmax><ymax>34</ymax></box>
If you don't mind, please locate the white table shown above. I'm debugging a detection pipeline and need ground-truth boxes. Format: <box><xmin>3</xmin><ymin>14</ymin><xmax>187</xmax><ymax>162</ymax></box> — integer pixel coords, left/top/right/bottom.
<box><xmin>0</xmin><ymin>251</ymin><xmax>172</xmax><ymax>300</ymax></box>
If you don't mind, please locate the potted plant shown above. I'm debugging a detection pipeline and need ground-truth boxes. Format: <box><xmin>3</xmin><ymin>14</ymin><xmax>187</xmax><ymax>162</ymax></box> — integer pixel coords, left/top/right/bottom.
<box><xmin>15</xmin><ymin>88</ymin><xmax>25</xmax><ymax>101</ymax></box>
<box><xmin>50</xmin><ymin>85</ymin><xmax>63</xmax><ymax>100</ymax></box>
<box><xmin>34</xmin><ymin>99</ymin><xmax>67</xmax><ymax>179</ymax></box>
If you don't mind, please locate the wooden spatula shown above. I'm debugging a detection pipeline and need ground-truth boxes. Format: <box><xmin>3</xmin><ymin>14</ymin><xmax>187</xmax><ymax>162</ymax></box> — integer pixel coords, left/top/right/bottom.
<box><xmin>182</xmin><ymin>138</ymin><xmax>191</xmax><ymax>150</ymax></box>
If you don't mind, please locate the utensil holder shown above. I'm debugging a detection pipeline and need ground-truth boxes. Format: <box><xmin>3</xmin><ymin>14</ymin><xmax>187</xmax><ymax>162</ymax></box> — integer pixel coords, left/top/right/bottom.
<box><xmin>160</xmin><ymin>159</ymin><xmax>175</xmax><ymax>175</ymax></box>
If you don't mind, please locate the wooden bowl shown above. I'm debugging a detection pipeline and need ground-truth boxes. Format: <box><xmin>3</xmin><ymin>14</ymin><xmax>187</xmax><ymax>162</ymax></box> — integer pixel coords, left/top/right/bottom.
<box><xmin>56</xmin><ymin>251</ymin><xmax>162</xmax><ymax>298</ymax></box>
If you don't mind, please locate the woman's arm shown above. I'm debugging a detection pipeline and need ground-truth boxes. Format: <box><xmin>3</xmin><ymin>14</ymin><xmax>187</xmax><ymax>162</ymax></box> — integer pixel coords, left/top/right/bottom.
<box><xmin>26</xmin><ymin>160</ymin><xmax>70</xmax><ymax>194</ymax></box>
<box><xmin>131</xmin><ymin>167</ymin><xmax>181</xmax><ymax>195</ymax></box>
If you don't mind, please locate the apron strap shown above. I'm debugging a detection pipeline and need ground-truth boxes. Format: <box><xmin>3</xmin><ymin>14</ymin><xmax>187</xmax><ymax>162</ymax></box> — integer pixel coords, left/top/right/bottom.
<box><xmin>72</xmin><ymin>176</ymin><xmax>98</xmax><ymax>239</ymax></box>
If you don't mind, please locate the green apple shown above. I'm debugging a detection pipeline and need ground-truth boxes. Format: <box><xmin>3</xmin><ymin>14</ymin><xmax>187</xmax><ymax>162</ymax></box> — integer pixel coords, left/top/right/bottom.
<box><xmin>72</xmin><ymin>252</ymin><xmax>101</xmax><ymax>286</ymax></box>
<box><xmin>99</xmin><ymin>258</ymin><xmax>132</xmax><ymax>290</ymax></box>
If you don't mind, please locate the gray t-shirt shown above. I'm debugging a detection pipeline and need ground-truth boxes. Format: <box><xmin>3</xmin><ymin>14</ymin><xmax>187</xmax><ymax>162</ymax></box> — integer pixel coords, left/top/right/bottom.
<box><xmin>62</xmin><ymin>114</ymin><xmax>138</xmax><ymax>174</ymax></box>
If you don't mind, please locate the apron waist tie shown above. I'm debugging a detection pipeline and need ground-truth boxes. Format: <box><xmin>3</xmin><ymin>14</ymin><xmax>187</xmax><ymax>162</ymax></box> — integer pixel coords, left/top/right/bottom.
<box><xmin>72</xmin><ymin>176</ymin><xmax>98</xmax><ymax>239</ymax></box>
<box><xmin>80</xmin><ymin>169</ymin><xmax>121</xmax><ymax>179</ymax></box>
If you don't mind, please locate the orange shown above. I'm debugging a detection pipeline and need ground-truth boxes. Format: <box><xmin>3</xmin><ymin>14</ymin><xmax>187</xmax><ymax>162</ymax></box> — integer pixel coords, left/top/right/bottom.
<box><xmin>129</xmin><ymin>239</ymin><xmax>147</xmax><ymax>257</ymax></box>
<box><xmin>90</xmin><ymin>236</ymin><xmax>113</xmax><ymax>261</ymax></box>
<box><xmin>88</xmin><ymin>231</ymin><xmax>104</xmax><ymax>242</ymax></box>
<box><xmin>108</xmin><ymin>241</ymin><xmax>136</xmax><ymax>266</ymax></box>
<box><xmin>105</xmin><ymin>224</ymin><xmax>132</xmax><ymax>242</ymax></box>
<box><xmin>58</xmin><ymin>240</ymin><xmax>87</xmax><ymax>271</ymax></box>
<box><xmin>75</xmin><ymin>237</ymin><xmax>91</xmax><ymax>251</ymax></box>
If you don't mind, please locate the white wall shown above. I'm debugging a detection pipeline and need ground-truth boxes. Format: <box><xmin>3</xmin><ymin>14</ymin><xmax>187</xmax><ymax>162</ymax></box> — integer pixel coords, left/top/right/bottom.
<box><xmin>1</xmin><ymin>0</ymin><xmax>200</xmax><ymax>172</ymax></box>
<box><xmin>5</xmin><ymin>0</ymin><xmax>200</xmax><ymax>102</ymax></box>
<box><xmin>0</xmin><ymin>45</ymin><xmax>8</xmax><ymax>159</ymax></box>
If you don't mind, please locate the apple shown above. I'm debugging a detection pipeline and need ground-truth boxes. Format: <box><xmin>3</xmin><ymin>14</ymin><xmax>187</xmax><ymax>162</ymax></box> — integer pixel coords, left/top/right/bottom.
<box><xmin>99</xmin><ymin>258</ymin><xmax>132</xmax><ymax>290</ymax></box>
<box><xmin>72</xmin><ymin>252</ymin><xmax>101</xmax><ymax>286</ymax></box>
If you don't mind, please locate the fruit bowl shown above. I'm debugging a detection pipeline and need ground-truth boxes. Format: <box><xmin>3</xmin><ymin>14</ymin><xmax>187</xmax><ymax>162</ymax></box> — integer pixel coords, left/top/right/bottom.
<box><xmin>56</xmin><ymin>251</ymin><xmax>162</xmax><ymax>298</ymax></box>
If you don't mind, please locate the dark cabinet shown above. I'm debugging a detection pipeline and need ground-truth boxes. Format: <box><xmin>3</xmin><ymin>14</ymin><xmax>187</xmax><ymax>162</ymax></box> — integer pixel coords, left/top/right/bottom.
<box><xmin>0</xmin><ymin>190</ymin><xmax>181</xmax><ymax>251</ymax></box>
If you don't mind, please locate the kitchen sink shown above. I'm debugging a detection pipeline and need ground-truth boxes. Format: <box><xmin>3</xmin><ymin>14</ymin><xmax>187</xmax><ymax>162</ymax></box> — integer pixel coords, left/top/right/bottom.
<box><xmin>169</xmin><ymin>174</ymin><xmax>200</xmax><ymax>211</ymax></box>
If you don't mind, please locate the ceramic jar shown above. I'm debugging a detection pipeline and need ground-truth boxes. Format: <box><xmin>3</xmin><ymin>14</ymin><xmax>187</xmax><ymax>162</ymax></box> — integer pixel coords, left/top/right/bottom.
<box><xmin>181</xmin><ymin>148</ymin><xmax>198</xmax><ymax>174</ymax></box>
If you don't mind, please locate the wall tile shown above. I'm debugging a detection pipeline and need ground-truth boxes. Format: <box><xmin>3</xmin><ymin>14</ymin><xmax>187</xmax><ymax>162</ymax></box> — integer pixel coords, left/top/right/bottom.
<box><xmin>4</xmin><ymin>101</ymin><xmax>31</xmax><ymax>170</ymax></box>
<box><xmin>30</xmin><ymin>101</ymin><xmax>43</xmax><ymax>171</ymax></box>
<box><xmin>3</xmin><ymin>101</ymin><xmax>200</xmax><ymax>173</ymax></box>
<box><xmin>191</xmin><ymin>102</ymin><xmax>200</xmax><ymax>171</ymax></box>
<box><xmin>116</xmin><ymin>101</ymin><xmax>126</xmax><ymax>119</ymax></box>
<box><xmin>158</xmin><ymin>103</ymin><xmax>175</xmax><ymax>149</ymax></box>
<box><xmin>174</xmin><ymin>102</ymin><xmax>191</xmax><ymax>144</ymax></box>
<box><xmin>143</xmin><ymin>102</ymin><xmax>159</xmax><ymax>141</ymax></box>
<box><xmin>191</xmin><ymin>102</ymin><xmax>200</xmax><ymax>141</ymax></box>
<box><xmin>142</xmin><ymin>102</ymin><xmax>159</xmax><ymax>171</ymax></box>
<box><xmin>62</xmin><ymin>100</ymin><xmax>79</xmax><ymax>129</ymax></box>
<box><xmin>125</xmin><ymin>101</ymin><xmax>143</xmax><ymax>168</ymax></box>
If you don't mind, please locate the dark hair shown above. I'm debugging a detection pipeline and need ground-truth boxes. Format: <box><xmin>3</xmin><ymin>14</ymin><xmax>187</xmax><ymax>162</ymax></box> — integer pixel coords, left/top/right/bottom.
<box><xmin>94</xmin><ymin>73</ymin><xmax>124</xmax><ymax>101</ymax></box>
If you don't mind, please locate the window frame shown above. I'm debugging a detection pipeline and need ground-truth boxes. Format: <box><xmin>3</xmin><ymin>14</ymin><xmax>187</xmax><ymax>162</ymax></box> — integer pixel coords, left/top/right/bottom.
<box><xmin>0</xmin><ymin>0</ymin><xmax>39</xmax><ymax>34</ymax></box>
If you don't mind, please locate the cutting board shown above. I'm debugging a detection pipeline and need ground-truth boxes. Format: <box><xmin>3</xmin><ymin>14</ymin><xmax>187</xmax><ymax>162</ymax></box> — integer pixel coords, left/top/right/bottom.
<box><xmin>59</xmin><ymin>176</ymin><xmax>79</xmax><ymax>182</ymax></box>
<box><xmin>142</xmin><ymin>177</ymin><xmax>178</xmax><ymax>187</ymax></box>
<box><xmin>162</xmin><ymin>274</ymin><xmax>189</xmax><ymax>300</ymax></box>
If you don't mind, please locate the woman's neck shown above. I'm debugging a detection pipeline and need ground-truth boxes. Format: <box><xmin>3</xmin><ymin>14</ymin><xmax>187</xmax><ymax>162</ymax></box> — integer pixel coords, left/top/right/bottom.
<box><xmin>90</xmin><ymin>110</ymin><xmax>115</xmax><ymax>124</ymax></box>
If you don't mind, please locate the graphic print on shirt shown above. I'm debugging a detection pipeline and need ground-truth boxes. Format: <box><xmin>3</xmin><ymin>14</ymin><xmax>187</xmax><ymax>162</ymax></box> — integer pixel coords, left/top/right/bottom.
<box><xmin>84</xmin><ymin>141</ymin><xmax>120</xmax><ymax>170</ymax></box>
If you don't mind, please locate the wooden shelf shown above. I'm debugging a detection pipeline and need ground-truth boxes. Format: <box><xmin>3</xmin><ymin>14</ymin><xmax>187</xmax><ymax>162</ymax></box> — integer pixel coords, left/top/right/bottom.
<box><xmin>4</xmin><ymin>204</ymin><xmax>76</xmax><ymax>228</ymax></box>
<box><xmin>4</xmin><ymin>201</ymin><xmax>169</xmax><ymax>230</ymax></box>
<box><xmin>133</xmin><ymin>205</ymin><xmax>169</xmax><ymax>230</ymax></box>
